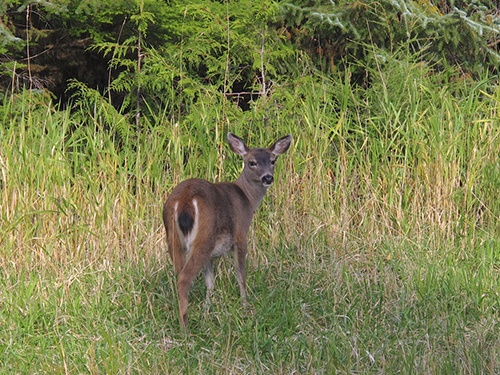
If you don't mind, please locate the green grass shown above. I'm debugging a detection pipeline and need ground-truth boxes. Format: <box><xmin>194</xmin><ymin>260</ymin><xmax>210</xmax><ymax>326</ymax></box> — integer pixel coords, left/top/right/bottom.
<box><xmin>1</xmin><ymin>51</ymin><xmax>500</xmax><ymax>373</ymax></box>
<box><xmin>1</xmin><ymin>242</ymin><xmax>499</xmax><ymax>373</ymax></box>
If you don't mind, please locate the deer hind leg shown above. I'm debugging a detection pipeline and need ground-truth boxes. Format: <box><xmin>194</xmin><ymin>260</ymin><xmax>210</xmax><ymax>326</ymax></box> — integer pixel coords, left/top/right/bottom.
<box><xmin>177</xmin><ymin>244</ymin><xmax>214</xmax><ymax>330</ymax></box>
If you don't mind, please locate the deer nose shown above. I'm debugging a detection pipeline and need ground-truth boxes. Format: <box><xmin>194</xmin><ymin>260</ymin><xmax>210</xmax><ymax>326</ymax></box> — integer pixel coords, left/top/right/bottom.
<box><xmin>262</xmin><ymin>175</ymin><xmax>274</xmax><ymax>186</ymax></box>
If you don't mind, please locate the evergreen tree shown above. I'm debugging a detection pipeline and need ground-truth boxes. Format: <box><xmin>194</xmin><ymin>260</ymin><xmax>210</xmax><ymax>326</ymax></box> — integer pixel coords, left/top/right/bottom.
<box><xmin>280</xmin><ymin>0</ymin><xmax>500</xmax><ymax>76</ymax></box>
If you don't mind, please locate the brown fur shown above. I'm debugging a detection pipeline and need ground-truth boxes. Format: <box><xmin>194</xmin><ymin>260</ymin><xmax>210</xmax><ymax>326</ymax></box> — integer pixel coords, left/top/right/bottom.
<box><xmin>163</xmin><ymin>133</ymin><xmax>292</xmax><ymax>330</ymax></box>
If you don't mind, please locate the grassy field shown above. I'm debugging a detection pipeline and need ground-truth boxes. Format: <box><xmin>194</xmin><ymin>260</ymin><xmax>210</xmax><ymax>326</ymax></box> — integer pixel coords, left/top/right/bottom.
<box><xmin>1</xmin><ymin>56</ymin><xmax>500</xmax><ymax>373</ymax></box>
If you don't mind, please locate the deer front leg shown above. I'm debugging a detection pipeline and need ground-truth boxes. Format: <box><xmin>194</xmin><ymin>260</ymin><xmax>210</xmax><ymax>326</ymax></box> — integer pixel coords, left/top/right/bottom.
<box><xmin>234</xmin><ymin>242</ymin><xmax>248</xmax><ymax>305</ymax></box>
<box><xmin>204</xmin><ymin>260</ymin><xmax>215</xmax><ymax>306</ymax></box>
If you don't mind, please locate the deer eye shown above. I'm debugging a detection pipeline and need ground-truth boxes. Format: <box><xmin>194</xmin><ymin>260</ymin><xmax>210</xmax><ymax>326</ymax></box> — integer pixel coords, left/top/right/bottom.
<box><xmin>249</xmin><ymin>161</ymin><xmax>257</xmax><ymax>167</ymax></box>
<box><xmin>270</xmin><ymin>160</ymin><xmax>276</xmax><ymax>165</ymax></box>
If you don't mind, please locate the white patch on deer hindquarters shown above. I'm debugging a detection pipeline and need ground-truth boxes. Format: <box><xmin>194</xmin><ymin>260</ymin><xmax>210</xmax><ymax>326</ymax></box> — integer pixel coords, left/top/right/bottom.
<box><xmin>184</xmin><ymin>199</ymin><xmax>199</xmax><ymax>259</ymax></box>
<box><xmin>186</xmin><ymin>199</ymin><xmax>199</xmax><ymax>255</ymax></box>
<box><xmin>173</xmin><ymin>199</ymin><xmax>199</xmax><ymax>260</ymax></box>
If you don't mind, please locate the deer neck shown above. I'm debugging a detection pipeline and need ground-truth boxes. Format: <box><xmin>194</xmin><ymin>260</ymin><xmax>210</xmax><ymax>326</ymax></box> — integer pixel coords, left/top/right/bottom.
<box><xmin>235</xmin><ymin>173</ymin><xmax>268</xmax><ymax>213</ymax></box>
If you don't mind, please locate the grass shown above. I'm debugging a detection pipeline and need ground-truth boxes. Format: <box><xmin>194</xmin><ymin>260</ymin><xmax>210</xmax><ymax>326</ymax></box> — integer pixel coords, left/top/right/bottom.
<box><xmin>1</xmin><ymin>51</ymin><xmax>500</xmax><ymax>373</ymax></box>
<box><xmin>1</xmin><ymin>241</ymin><xmax>499</xmax><ymax>373</ymax></box>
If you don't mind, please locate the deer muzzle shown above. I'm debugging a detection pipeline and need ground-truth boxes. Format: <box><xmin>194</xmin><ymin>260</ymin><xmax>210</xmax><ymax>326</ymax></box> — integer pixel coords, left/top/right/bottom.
<box><xmin>261</xmin><ymin>175</ymin><xmax>274</xmax><ymax>186</ymax></box>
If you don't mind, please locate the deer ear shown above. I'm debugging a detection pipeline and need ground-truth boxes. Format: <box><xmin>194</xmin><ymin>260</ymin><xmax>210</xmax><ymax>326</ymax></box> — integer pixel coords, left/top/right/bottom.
<box><xmin>270</xmin><ymin>134</ymin><xmax>292</xmax><ymax>156</ymax></box>
<box><xmin>227</xmin><ymin>133</ymin><xmax>249</xmax><ymax>156</ymax></box>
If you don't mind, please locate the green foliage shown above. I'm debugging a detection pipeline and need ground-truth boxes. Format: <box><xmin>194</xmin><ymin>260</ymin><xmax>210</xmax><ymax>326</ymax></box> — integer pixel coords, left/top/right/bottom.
<box><xmin>67</xmin><ymin>79</ymin><xmax>128</xmax><ymax>136</ymax></box>
<box><xmin>0</xmin><ymin>1</ymin><xmax>23</xmax><ymax>54</ymax></box>
<box><xmin>280</xmin><ymin>0</ymin><xmax>500</xmax><ymax>76</ymax></box>
<box><xmin>87</xmin><ymin>0</ymin><xmax>297</xmax><ymax>122</ymax></box>
<box><xmin>2</xmin><ymin>0</ymin><xmax>499</xmax><ymax>122</ymax></box>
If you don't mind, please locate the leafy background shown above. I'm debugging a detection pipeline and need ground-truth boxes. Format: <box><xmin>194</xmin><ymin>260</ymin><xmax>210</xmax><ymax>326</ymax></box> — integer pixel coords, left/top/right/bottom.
<box><xmin>2</xmin><ymin>0</ymin><xmax>499</xmax><ymax>115</ymax></box>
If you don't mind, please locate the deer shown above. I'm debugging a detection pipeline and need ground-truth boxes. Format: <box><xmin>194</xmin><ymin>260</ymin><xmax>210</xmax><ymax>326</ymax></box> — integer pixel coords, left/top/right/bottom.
<box><xmin>162</xmin><ymin>132</ymin><xmax>292</xmax><ymax>330</ymax></box>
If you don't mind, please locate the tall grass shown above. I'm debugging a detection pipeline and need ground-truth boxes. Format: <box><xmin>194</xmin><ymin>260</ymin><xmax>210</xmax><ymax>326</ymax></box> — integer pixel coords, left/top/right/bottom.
<box><xmin>1</xmin><ymin>49</ymin><xmax>500</xmax><ymax>373</ymax></box>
